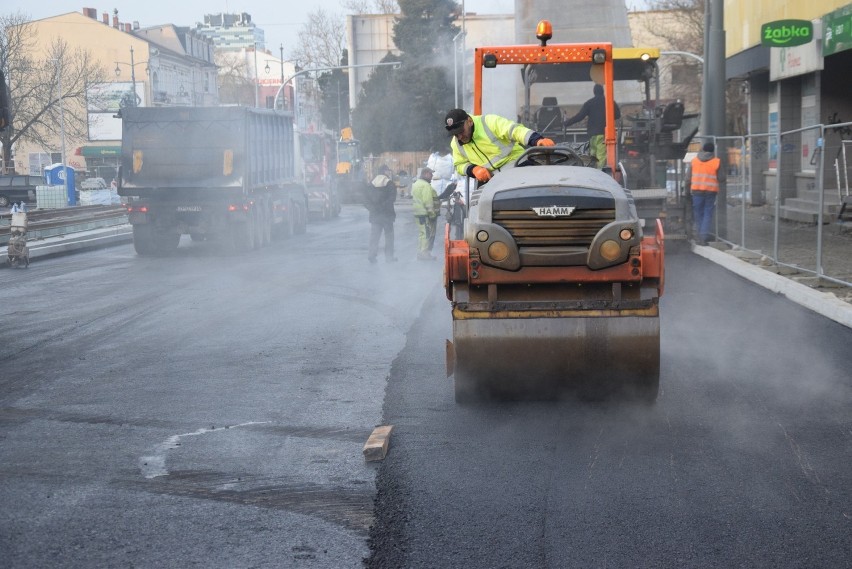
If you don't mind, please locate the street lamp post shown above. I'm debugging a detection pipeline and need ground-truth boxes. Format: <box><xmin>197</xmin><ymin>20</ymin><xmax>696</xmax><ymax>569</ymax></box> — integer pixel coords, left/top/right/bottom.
<box><xmin>51</xmin><ymin>58</ymin><xmax>69</xmax><ymax>203</ymax></box>
<box><xmin>660</xmin><ymin>50</ymin><xmax>704</xmax><ymax>65</ymax></box>
<box><xmin>272</xmin><ymin>62</ymin><xmax>402</xmax><ymax>116</ymax></box>
<box><xmin>115</xmin><ymin>46</ymin><xmax>147</xmax><ymax>107</ymax></box>
<box><xmin>253</xmin><ymin>46</ymin><xmax>259</xmax><ymax>108</ymax></box>
<box><xmin>279</xmin><ymin>44</ymin><xmax>285</xmax><ymax>85</ymax></box>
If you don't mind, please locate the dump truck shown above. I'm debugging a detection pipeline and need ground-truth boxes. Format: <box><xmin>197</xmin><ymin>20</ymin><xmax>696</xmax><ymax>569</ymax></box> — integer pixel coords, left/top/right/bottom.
<box><xmin>300</xmin><ymin>131</ymin><xmax>341</xmax><ymax>220</ymax></box>
<box><xmin>118</xmin><ymin>106</ymin><xmax>308</xmax><ymax>255</ymax></box>
<box><xmin>444</xmin><ymin>21</ymin><xmax>665</xmax><ymax>403</ymax></box>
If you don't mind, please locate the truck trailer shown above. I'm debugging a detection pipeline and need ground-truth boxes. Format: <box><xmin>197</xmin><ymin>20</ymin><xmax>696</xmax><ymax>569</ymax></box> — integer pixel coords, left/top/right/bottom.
<box><xmin>118</xmin><ymin>106</ymin><xmax>308</xmax><ymax>255</ymax></box>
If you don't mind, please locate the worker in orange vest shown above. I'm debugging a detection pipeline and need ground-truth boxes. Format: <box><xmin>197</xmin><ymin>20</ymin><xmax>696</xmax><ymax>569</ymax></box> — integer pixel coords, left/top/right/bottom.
<box><xmin>686</xmin><ymin>141</ymin><xmax>725</xmax><ymax>245</ymax></box>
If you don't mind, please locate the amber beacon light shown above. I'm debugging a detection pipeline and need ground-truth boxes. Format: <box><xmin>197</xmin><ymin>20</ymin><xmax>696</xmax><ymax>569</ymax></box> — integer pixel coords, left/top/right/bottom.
<box><xmin>536</xmin><ymin>20</ymin><xmax>553</xmax><ymax>46</ymax></box>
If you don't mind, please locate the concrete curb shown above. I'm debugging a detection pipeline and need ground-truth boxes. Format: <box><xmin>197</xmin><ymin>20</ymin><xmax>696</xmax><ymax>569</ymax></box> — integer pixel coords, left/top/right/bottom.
<box><xmin>692</xmin><ymin>243</ymin><xmax>852</xmax><ymax>329</ymax></box>
<box><xmin>1</xmin><ymin>224</ymin><xmax>133</xmax><ymax>265</ymax></box>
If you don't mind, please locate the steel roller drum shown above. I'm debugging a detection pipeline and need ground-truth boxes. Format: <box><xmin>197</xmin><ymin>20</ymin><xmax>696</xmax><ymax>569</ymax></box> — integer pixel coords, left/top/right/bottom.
<box><xmin>451</xmin><ymin>310</ymin><xmax>660</xmax><ymax>403</ymax></box>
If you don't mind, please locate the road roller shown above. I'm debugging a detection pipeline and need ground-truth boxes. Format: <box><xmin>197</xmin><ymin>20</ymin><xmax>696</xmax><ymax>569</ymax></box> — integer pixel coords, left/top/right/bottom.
<box><xmin>443</xmin><ymin>24</ymin><xmax>665</xmax><ymax>403</ymax></box>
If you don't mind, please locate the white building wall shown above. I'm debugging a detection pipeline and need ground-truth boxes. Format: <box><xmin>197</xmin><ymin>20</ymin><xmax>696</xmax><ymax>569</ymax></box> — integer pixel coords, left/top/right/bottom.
<box><xmin>346</xmin><ymin>15</ymin><xmax>400</xmax><ymax>110</ymax></box>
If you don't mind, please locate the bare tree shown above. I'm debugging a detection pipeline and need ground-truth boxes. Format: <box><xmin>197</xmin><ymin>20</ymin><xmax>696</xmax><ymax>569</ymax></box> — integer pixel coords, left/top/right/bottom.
<box><xmin>1</xmin><ymin>12</ymin><xmax>108</xmax><ymax>173</ymax></box>
<box><xmin>343</xmin><ymin>0</ymin><xmax>400</xmax><ymax>15</ymax></box>
<box><xmin>640</xmin><ymin>0</ymin><xmax>705</xmax><ymax>112</ymax></box>
<box><xmin>289</xmin><ymin>8</ymin><xmax>347</xmax><ymax>68</ymax></box>
<box><xmin>214</xmin><ymin>51</ymin><xmax>255</xmax><ymax>106</ymax></box>
<box><xmin>644</xmin><ymin>0</ymin><xmax>746</xmax><ymax>134</ymax></box>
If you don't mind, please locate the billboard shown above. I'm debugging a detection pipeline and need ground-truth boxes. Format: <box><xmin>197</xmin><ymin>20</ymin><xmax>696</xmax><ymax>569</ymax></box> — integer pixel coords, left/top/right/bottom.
<box><xmin>87</xmin><ymin>82</ymin><xmax>145</xmax><ymax>141</ymax></box>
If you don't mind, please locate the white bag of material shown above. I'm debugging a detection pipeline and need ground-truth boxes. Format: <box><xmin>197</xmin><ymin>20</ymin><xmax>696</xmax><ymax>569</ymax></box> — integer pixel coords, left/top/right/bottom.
<box><xmin>79</xmin><ymin>188</ymin><xmax>113</xmax><ymax>206</ymax></box>
<box><xmin>426</xmin><ymin>152</ymin><xmax>454</xmax><ymax>181</ymax></box>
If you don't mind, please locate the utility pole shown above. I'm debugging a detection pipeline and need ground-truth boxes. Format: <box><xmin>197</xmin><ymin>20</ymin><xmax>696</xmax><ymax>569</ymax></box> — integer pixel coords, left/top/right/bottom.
<box><xmin>253</xmin><ymin>46</ymin><xmax>259</xmax><ymax>108</ymax></box>
<box><xmin>130</xmin><ymin>46</ymin><xmax>137</xmax><ymax>105</ymax></box>
<box><xmin>279</xmin><ymin>44</ymin><xmax>285</xmax><ymax>85</ymax></box>
<box><xmin>52</xmin><ymin>59</ymin><xmax>69</xmax><ymax>204</ymax></box>
<box><xmin>707</xmin><ymin>0</ymin><xmax>727</xmax><ymax>234</ymax></box>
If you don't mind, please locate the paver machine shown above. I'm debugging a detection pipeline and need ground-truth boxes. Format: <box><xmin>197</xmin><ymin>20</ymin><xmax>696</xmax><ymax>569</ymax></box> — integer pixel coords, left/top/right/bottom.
<box><xmin>444</xmin><ymin>21</ymin><xmax>665</xmax><ymax>403</ymax></box>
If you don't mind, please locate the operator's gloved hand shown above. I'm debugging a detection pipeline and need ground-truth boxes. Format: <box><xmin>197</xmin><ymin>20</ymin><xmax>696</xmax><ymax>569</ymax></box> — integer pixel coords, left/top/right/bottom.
<box><xmin>466</xmin><ymin>165</ymin><xmax>492</xmax><ymax>183</ymax></box>
<box><xmin>528</xmin><ymin>132</ymin><xmax>554</xmax><ymax>147</ymax></box>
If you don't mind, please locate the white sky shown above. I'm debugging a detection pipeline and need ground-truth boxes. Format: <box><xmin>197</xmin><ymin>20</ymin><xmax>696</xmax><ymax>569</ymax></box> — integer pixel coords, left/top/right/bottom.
<box><xmin>23</xmin><ymin>1</ymin><xmax>651</xmax><ymax>59</ymax></box>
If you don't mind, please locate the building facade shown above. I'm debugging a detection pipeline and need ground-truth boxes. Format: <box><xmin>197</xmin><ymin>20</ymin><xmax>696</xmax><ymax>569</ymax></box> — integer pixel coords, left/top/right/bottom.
<box><xmin>14</xmin><ymin>9</ymin><xmax>217</xmax><ymax>179</ymax></box>
<box><xmin>195</xmin><ymin>13</ymin><xmax>265</xmax><ymax>51</ymax></box>
<box><xmin>725</xmin><ymin>0</ymin><xmax>852</xmax><ymax>214</ymax></box>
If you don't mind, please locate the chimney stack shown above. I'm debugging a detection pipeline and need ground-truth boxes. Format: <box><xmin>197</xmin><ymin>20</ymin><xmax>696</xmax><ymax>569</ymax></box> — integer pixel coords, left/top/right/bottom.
<box><xmin>113</xmin><ymin>14</ymin><xmax>119</xmax><ymax>28</ymax></box>
<box><xmin>102</xmin><ymin>12</ymin><xmax>109</xmax><ymax>24</ymax></box>
<box><xmin>124</xmin><ymin>23</ymin><xmax>131</xmax><ymax>32</ymax></box>
<box><xmin>83</xmin><ymin>8</ymin><xmax>97</xmax><ymax>19</ymax></box>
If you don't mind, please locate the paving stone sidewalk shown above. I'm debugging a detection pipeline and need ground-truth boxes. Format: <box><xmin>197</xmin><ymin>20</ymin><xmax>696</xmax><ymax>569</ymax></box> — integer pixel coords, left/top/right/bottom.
<box><xmin>710</xmin><ymin>202</ymin><xmax>852</xmax><ymax>305</ymax></box>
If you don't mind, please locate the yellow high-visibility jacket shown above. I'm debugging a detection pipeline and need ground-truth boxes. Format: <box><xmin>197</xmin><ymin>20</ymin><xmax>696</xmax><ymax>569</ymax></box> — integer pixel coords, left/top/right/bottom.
<box><xmin>451</xmin><ymin>114</ymin><xmax>534</xmax><ymax>177</ymax></box>
<box><xmin>411</xmin><ymin>178</ymin><xmax>439</xmax><ymax>217</ymax></box>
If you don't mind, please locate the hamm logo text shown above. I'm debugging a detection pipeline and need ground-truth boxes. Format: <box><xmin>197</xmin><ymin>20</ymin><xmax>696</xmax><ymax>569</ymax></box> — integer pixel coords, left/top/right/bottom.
<box><xmin>532</xmin><ymin>206</ymin><xmax>576</xmax><ymax>217</ymax></box>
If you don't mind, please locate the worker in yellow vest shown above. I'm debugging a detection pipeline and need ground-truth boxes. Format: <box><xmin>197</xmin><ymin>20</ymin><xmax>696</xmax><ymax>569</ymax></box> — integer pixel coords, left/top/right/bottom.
<box><xmin>445</xmin><ymin>108</ymin><xmax>554</xmax><ymax>184</ymax></box>
<box><xmin>411</xmin><ymin>167</ymin><xmax>440</xmax><ymax>260</ymax></box>
<box><xmin>686</xmin><ymin>141</ymin><xmax>725</xmax><ymax>245</ymax></box>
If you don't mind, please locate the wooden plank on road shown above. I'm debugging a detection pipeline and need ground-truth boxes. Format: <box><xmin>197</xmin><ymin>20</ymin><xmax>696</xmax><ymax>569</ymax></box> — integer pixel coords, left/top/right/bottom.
<box><xmin>363</xmin><ymin>425</ymin><xmax>394</xmax><ymax>462</ymax></box>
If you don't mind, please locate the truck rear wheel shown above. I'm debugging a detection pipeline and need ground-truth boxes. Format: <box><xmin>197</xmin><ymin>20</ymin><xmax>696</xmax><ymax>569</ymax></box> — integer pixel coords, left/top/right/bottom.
<box><xmin>133</xmin><ymin>225</ymin><xmax>179</xmax><ymax>255</ymax></box>
<box><xmin>231</xmin><ymin>219</ymin><xmax>254</xmax><ymax>252</ymax></box>
<box><xmin>133</xmin><ymin>225</ymin><xmax>156</xmax><ymax>255</ymax></box>
<box><xmin>261</xmin><ymin>201</ymin><xmax>272</xmax><ymax>246</ymax></box>
<box><xmin>280</xmin><ymin>204</ymin><xmax>295</xmax><ymax>238</ymax></box>
<box><xmin>157</xmin><ymin>231</ymin><xmax>180</xmax><ymax>253</ymax></box>
<box><xmin>295</xmin><ymin>201</ymin><xmax>308</xmax><ymax>234</ymax></box>
<box><xmin>252</xmin><ymin>207</ymin><xmax>262</xmax><ymax>249</ymax></box>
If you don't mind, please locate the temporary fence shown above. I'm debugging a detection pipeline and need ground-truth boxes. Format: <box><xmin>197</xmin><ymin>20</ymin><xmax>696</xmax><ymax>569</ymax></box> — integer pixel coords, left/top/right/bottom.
<box><xmin>707</xmin><ymin>120</ymin><xmax>852</xmax><ymax>289</ymax></box>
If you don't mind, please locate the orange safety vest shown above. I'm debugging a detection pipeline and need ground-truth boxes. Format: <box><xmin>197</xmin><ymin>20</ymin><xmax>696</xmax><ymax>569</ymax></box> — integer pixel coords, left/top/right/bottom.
<box><xmin>690</xmin><ymin>157</ymin><xmax>721</xmax><ymax>192</ymax></box>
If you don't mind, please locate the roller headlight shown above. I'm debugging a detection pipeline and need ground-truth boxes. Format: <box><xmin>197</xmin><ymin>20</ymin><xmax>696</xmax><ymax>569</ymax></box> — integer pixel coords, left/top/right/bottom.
<box><xmin>476</xmin><ymin>230</ymin><xmax>489</xmax><ymax>242</ymax></box>
<box><xmin>488</xmin><ymin>241</ymin><xmax>510</xmax><ymax>262</ymax></box>
<box><xmin>599</xmin><ymin>239</ymin><xmax>621</xmax><ymax>262</ymax></box>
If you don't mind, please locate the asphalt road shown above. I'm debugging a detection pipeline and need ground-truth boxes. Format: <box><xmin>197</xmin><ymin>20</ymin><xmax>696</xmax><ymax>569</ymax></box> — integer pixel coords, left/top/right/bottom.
<box><xmin>367</xmin><ymin>250</ymin><xmax>852</xmax><ymax>568</ymax></box>
<box><xmin>0</xmin><ymin>203</ymin><xmax>441</xmax><ymax>568</ymax></box>
<box><xmin>1</xmin><ymin>203</ymin><xmax>850</xmax><ymax>568</ymax></box>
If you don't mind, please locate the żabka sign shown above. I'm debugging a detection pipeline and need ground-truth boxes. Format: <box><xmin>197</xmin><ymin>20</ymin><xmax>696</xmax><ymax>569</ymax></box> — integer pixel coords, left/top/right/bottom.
<box><xmin>761</xmin><ymin>20</ymin><xmax>814</xmax><ymax>47</ymax></box>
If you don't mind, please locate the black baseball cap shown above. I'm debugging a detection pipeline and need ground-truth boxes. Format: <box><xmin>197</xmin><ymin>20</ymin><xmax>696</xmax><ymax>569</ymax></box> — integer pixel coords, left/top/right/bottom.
<box><xmin>445</xmin><ymin>109</ymin><xmax>470</xmax><ymax>133</ymax></box>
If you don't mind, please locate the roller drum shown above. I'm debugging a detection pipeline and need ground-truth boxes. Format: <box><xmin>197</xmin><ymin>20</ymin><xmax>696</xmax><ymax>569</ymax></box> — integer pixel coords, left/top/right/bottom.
<box><xmin>452</xmin><ymin>313</ymin><xmax>659</xmax><ymax>402</ymax></box>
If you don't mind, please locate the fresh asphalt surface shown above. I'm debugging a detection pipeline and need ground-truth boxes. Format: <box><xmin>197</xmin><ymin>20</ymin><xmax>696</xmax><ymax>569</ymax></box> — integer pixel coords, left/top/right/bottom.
<box><xmin>1</xmin><ymin>204</ymin><xmax>850</xmax><ymax>568</ymax></box>
<box><xmin>366</xmin><ymin>245</ymin><xmax>852</xmax><ymax>568</ymax></box>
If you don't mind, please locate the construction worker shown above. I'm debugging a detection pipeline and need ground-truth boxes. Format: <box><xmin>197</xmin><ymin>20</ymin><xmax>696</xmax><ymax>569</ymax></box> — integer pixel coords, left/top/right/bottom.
<box><xmin>563</xmin><ymin>84</ymin><xmax>621</xmax><ymax>169</ymax></box>
<box><xmin>685</xmin><ymin>141</ymin><xmax>725</xmax><ymax>245</ymax></box>
<box><xmin>444</xmin><ymin>108</ymin><xmax>554</xmax><ymax>184</ymax></box>
<box><xmin>365</xmin><ymin>165</ymin><xmax>398</xmax><ymax>263</ymax></box>
<box><xmin>411</xmin><ymin>167</ymin><xmax>440</xmax><ymax>260</ymax></box>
